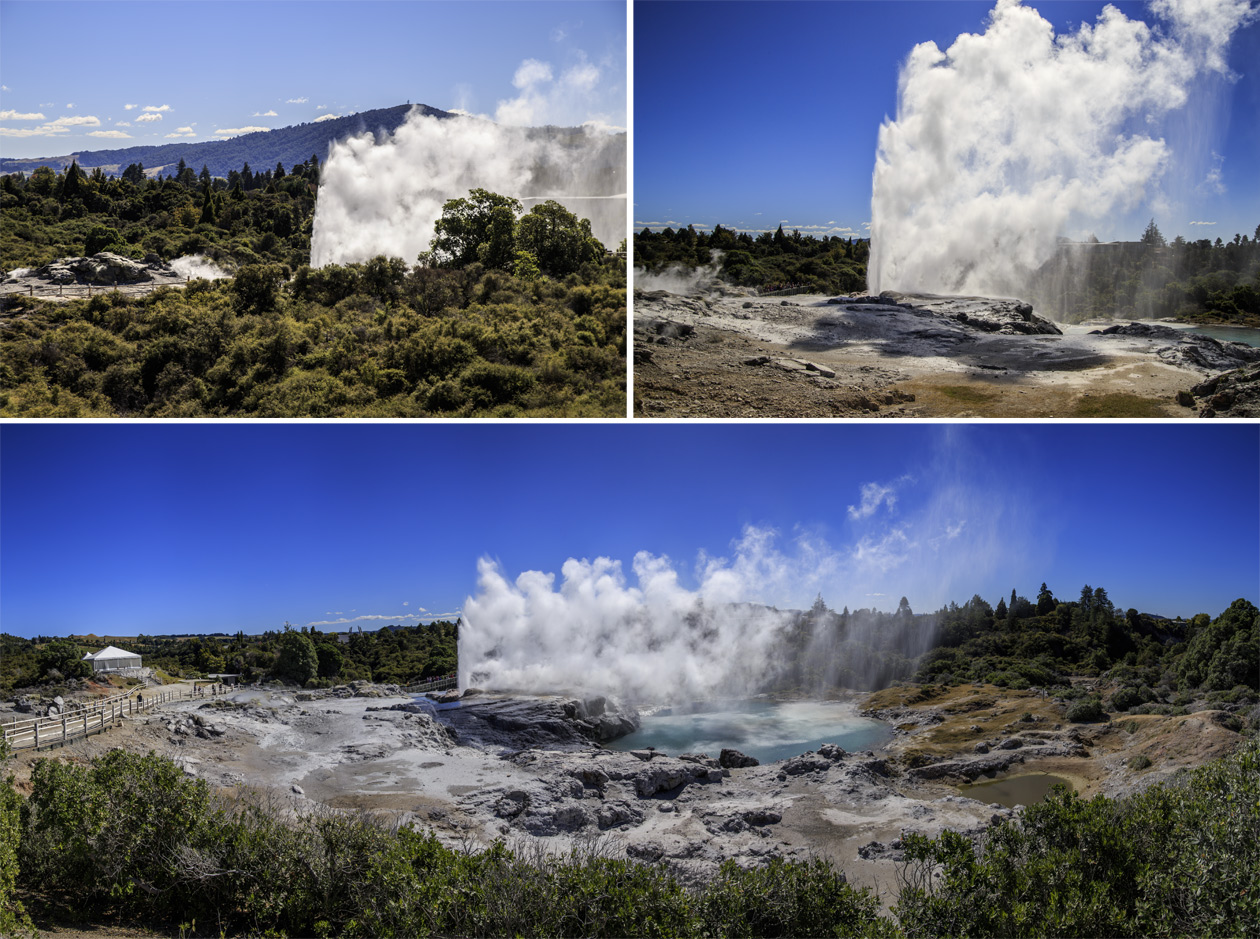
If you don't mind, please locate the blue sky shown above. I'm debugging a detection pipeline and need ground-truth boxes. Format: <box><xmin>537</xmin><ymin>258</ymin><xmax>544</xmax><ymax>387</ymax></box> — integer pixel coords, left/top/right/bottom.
<box><xmin>1</xmin><ymin>423</ymin><xmax>1255</xmax><ymax>639</ymax></box>
<box><xmin>634</xmin><ymin>0</ymin><xmax>1260</xmax><ymax>244</ymax></box>
<box><xmin>0</xmin><ymin>0</ymin><xmax>626</xmax><ymax>159</ymax></box>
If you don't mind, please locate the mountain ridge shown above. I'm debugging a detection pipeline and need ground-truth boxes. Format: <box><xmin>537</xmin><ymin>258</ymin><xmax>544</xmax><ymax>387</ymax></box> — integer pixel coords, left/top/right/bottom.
<box><xmin>0</xmin><ymin>103</ymin><xmax>447</xmax><ymax>177</ymax></box>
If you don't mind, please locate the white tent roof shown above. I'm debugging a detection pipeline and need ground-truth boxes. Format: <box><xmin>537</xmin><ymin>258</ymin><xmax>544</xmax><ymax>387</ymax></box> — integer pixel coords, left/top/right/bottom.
<box><xmin>83</xmin><ymin>645</ymin><xmax>141</xmax><ymax>660</ymax></box>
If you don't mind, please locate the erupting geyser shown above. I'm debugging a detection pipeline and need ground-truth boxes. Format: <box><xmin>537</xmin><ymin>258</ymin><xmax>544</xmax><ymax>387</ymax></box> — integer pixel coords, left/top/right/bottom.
<box><xmin>868</xmin><ymin>0</ymin><xmax>1254</xmax><ymax>303</ymax></box>
<box><xmin>310</xmin><ymin>108</ymin><xmax>625</xmax><ymax>267</ymax></box>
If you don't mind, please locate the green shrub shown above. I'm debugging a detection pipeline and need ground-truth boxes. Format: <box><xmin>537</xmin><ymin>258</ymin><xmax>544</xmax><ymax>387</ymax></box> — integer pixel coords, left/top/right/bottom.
<box><xmin>1128</xmin><ymin>753</ymin><xmax>1152</xmax><ymax>771</ymax></box>
<box><xmin>894</xmin><ymin>739</ymin><xmax>1260</xmax><ymax>938</ymax></box>
<box><xmin>1066</xmin><ymin>697</ymin><xmax>1107</xmax><ymax>723</ymax></box>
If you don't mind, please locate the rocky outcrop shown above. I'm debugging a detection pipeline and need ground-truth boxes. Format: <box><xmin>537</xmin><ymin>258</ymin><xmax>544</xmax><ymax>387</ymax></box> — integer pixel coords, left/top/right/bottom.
<box><xmin>851</xmin><ymin>293</ymin><xmax>1064</xmax><ymax>336</ymax></box>
<box><xmin>413</xmin><ymin>693</ymin><xmax>639</xmax><ymax>751</ymax></box>
<box><xmin>1186</xmin><ymin>361</ymin><xmax>1260</xmax><ymax>417</ymax></box>
<box><xmin>719</xmin><ymin>748</ymin><xmax>759</xmax><ymax>768</ymax></box>
<box><xmin>1092</xmin><ymin>322</ymin><xmax>1260</xmax><ymax>374</ymax></box>
<box><xmin>22</xmin><ymin>252</ymin><xmax>167</xmax><ymax>286</ymax></box>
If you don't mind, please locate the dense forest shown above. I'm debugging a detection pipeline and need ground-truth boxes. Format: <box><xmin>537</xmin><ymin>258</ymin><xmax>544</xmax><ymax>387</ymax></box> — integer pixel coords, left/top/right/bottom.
<box><xmin>635</xmin><ymin>224</ymin><xmax>869</xmax><ymax>295</ymax></box>
<box><xmin>0</xmin><ymin>162</ymin><xmax>627</xmax><ymax>416</ymax></box>
<box><xmin>634</xmin><ymin>219</ymin><xmax>1260</xmax><ymax>327</ymax></box>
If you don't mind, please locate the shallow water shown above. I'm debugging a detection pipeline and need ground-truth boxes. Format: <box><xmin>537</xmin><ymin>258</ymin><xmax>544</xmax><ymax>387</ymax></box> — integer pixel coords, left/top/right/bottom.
<box><xmin>1184</xmin><ymin>324</ymin><xmax>1260</xmax><ymax>348</ymax></box>
<box><xmin>959</xmin><ymin>772</ymin><xmax>1074</xmax><ymax>808</ymax></box>
<box><xmin>607</xmin><ymin>698</ymin><xmax>891</xmax><ymax>764</ymax></box>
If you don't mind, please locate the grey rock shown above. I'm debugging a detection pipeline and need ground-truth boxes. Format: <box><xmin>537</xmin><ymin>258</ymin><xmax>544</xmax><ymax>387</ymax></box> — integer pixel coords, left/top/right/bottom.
<box><xmin>719</xmin><ymin>748</ymin><xmax>759</xmax><ymax>768</ymax></box>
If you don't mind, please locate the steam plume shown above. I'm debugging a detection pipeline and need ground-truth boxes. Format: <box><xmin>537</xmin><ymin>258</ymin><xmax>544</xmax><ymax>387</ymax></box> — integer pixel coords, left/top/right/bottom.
<box><xmin>868</xmin><ymin>0</ymin><xmax>1253</xmax><ymax>301</ymax></box>
<box><xmin>310</xmin><ymin>109</ymin><xmax>625</xmax><ymax>267</ymax></box>
<box><xmin>460</xmin><ymin>471</ymin><xmax>1023</xmax><ymax>701</ymax></box>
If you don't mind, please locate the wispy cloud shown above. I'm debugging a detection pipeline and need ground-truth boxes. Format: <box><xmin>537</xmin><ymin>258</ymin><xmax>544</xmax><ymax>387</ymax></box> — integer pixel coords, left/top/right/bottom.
<box><xmin>124</xmin><ymin>103</ymin><xmax>138</xmax><ymax>110</ymax></box>
<box><xmin>312</xmin><ymin>113</ymin><xmax>339</xmax><ymax>123</ymax></box>
<box><xmin>88</xmin><ymin>130</ymin><xmax>132</xmax><ymax>139</ymax></box>
<box><xmin>50</xmin><ymin>115</ymin><xmax>99</xmax><ymax>128</ymax></box>
<box><xmin>213</xmin><ymin>126</ymin><xmax>269</xmax><ymax>137</ymax></box>
<box><xmin>253</xmin><ymin>109</ymin><xmax>278</xmax><ymax>117</ymax></box>
<box><xmin>143</xmin><ymin>104</ymin><xmax>171</xmax><ymax>112</ymax></box>
<box><xmin>848</xmin><ymin>477</ymin><xmax>911</xmax><ymax>520</ymax></box>
<box><xmin>135</xmin><ymin>112</ymin><xmax>163</xmax><ymax>123</ymax></box>
<box><xmin>286</xmin><ymin>96</ymin><xmax>308</xmax><ymax>104</ymax></box>
<box><xmin>305</xmin><ymin>610</ymin><xmax>458</xmax><ymax>627</ymax></box>
<box><xmin>0</xmin><ymin>109</ymin><xmax>45</xmax><ymax>121</ymax></box>
<box><xmin>1190</xmin><ymin>220</ymin><xmax>1217</xmax><ymax>226</ymax></box>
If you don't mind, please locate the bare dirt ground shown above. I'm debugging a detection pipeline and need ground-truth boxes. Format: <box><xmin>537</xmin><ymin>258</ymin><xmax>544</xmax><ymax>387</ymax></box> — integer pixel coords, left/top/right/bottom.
<box><xmin>633</xmin><ymin>289</ymin><xmax>1255</xmax><ymax>417</ymax></box>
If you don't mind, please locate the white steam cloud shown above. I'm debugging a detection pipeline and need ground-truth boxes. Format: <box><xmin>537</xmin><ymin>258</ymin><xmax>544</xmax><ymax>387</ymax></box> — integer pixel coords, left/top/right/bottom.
<box><xmin>634</xmin><ymin>250</ymin><xmax>725</xmax><ymax>295</ymax></box>
<box><xmin>460</xmin><ymin>469</ymin><xmax>1026</xmax><ymax>702</ymax></box>
<box><xmin>310</xmin><ymin>108</ymin><xmax>625</xmax><ymax>267</ymax></box>
<box><xmin>868</xmin><ymin>0</ymin><xmax>1254</xmax><ymax>300</ymax></box>
<box><xmin>170</xmin><ymin>254</ymin><xmax>230</xmax><ymax>280</ymax></box>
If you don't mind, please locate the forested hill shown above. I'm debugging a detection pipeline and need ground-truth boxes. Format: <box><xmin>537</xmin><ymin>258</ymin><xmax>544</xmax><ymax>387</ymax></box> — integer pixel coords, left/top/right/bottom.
<box><xmin>0</xmin><ymin>104</ymin><xmax>448</xmax><ymax>178</ymax></box>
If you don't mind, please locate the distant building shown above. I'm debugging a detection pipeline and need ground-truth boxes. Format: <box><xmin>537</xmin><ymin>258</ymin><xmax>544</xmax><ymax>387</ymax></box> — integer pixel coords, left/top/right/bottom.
<box><xmin>82</xmin><ymin>645</ymin><xmax>142</xmax><ymax>672</ymax></box>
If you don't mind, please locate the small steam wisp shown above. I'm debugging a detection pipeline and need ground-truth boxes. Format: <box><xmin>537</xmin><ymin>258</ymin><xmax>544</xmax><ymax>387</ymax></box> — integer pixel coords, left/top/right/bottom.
<box><xmin>868</xmin><ymin>0</ymin><xmax>1254</xmax><ymax>303</ymax></box>
<box><xmin>310</xmin><ymin>108</ymin><xmax>625</xmax><ymax>267</ymax></box>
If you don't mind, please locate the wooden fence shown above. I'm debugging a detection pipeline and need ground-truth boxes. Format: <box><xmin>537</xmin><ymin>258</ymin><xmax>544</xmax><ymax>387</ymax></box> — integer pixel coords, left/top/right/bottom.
<box><xmin>2</xmin><ymin>684</ymin><xmax>222</xmax><ymax>752</ymax></box>
<box><xmin>1</xmin><ymin>280</ymin><xmax>190</xmax><ymax>300</ymax></box>
<box><xmin>401</xmin><ymin>675</ymin><xmax>458</xmax><ymax>695</ymax></box>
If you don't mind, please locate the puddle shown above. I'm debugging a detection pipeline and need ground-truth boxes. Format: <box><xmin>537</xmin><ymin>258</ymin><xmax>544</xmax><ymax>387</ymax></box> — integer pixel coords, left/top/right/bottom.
<box><xmin>959</xmin><ymin>771</ymin><xmax>1073</xmax><ymax>807</ymax></box>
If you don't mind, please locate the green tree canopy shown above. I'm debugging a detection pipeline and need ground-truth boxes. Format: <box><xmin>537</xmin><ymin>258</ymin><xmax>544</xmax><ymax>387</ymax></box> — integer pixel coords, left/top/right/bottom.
<box><xmin>431</xmin><ymin>188</ymin><xmax>522</xmax><ymax>268</ymax></box>
<box><xmin>272</xmin><ymin>627</ymin><xmax>318</xmax><ymax>685</ymax></box>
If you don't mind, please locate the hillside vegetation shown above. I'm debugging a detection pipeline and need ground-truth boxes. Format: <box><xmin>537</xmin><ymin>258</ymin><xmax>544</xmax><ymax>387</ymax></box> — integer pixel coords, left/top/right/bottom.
<box><xmin>1</xmin><ymin>162</ymin><xmax>626</xmax><ymax>417</ymax></box>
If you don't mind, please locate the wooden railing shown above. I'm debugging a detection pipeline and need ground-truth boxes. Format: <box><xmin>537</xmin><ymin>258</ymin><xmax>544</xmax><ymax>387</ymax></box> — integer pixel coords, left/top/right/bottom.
<box><xmin>401</xmin><ymin>675</ymin><xmax>458</xmax><ymax>695</ymax></box>
<box><xmin>2</xmin><ymin>683</ymin><xmax>222</xmax><ymax>752</ymax></box>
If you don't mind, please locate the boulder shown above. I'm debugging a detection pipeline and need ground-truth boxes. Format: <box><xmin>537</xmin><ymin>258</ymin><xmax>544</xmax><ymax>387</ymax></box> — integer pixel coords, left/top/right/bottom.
<box><xmin>719</xmin><ymin>748</ymin><xmax>759</xmax><ymax>768</ymax></box>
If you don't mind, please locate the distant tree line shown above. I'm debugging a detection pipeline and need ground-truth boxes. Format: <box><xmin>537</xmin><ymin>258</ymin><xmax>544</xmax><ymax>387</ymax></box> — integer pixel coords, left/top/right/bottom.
<box><xmin>1</xmin><ymin>155</ymin><xmax>322</xmax><ymax>272</ymax></box>
<box><xmin>1032</xmin><ymin>219</ymin><xmax>1260</xmax><ymax>325</ymax></box>
<box><xmin>635</xmin><ymin>224</ymin><xmax>869</xmax><ymax>294</ymax></box>
<box><xmin>0</xmin><ymin>620</ymin><xmax>458</xmax><ymax>694</ymax></box>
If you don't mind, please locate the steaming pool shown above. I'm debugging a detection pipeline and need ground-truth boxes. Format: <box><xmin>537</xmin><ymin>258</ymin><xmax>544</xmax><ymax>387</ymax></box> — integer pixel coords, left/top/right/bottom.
<box><xmin>606</xmin><ymin>699</ymin><xmax>891</xmax><ymax>764</ymax></box>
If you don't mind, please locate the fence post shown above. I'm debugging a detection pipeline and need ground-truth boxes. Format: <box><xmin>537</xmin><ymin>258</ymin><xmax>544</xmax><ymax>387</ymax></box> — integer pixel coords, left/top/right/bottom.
<box><xmin>62</xmin><ymin>716</ymin><xmax>67</xmax><ymax>744</ymax></box>
<box><xmin>34</xmin><ymin>724</ymin><xmax>39</xmax><ymax>749</ymax></box>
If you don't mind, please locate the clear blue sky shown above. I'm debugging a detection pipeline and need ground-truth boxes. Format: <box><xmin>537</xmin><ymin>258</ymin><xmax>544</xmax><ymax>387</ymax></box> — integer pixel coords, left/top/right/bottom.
<box><xmin>1</xmin><ymin>423</ymin><xmax>1255</xmax><ymax>639</ymax></box>
<box><xmin>0</xmin><ymin>0</ymin><xmax>626</xmax><ymax>158</ymax></box>
<box><xmin>634</xmin><ymin>0</ymin><xmax>1260</xmax><ymax>244</ymax></box>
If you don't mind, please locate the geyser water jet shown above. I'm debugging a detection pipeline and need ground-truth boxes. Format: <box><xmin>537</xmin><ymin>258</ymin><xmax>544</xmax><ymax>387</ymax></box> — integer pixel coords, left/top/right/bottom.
<box><xmin>310</xmin><ymin>108</ymin><xmax>625</xmax><ymax>267</ymax></box>
<box><xmin>868</xmin><ymin>0</ymin><xmax>1254</xmax><ymax>305</ymax></box>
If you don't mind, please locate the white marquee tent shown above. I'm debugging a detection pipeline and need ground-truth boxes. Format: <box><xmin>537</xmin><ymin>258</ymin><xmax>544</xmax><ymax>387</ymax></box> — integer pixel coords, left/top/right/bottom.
<box><xmin>82</xmin><ymin>645</ymin><xmax>142</xmax><ymax>672</ymax></box>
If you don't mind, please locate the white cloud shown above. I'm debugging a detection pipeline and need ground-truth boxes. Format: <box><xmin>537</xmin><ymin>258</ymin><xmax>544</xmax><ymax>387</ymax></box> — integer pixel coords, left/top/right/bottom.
<box><xmin>1190</xmin><ymin>220</ymin><xmax>1217</xmax><ymax>226</ymax></box>
<box><xmin>513</xmin><ymin>58</ymin><xmax>554</xmax><ymax>89</ymax></box>
<box><xmin>316</xmin><ymin>104</ymin><xmax>328</xmax><ymax>110</ymax></box>
<box><xmin>1</xmin><ymin>85</ymin><xmax>9</xmax><ymax>92</ymax></box>
<box><xmin>50</xmin><ymin>114</ymin><xmax>100</xmax><ymax>127</ymax></box>
<box><xmin>124</xmin><ymin>103</ymin><xmax>138</xmax><ymax>110</ymax></box>
<box><xmin>175</xmin><ymin>125</ymin><xmax>195</xmax><ymax>133</ymax></box>
<box><xmin>115</xmin><ymin>121</ymin><xmax>132</xmax><ymax>127</ymax></box>
<box><xmin>253</xmin><ymin>109</ymin><xmax>278</xmax><ymax>117</ymax></box>
<box><xmin>88</xmin><ymin>130</ymin><xmax>132</xmax><ymax>139</ymax></box>
<box><xmin>0</xmin><ymin>109</ymin><xmax>45</xmax><ymax>121</ymax></box>
<box><xmin>848</xmin><ymin>480</ymin><xmax>902</xmax><ymax>520</ymax></box>
<box><xmin>0</xmin><ymin>126</ymin><xmax>58</xmax><ymax>137</ymax></box>
<box><xmin>135</xmin><ymin>112</ymin><xmax>163</xmax><ymax>123</ymax></box>
<box><xmin>286</xmin><ymin>96</ymin><xmax>308</xmax><ymax>104</ymax></box>
<box><xmin>312</xmin><ymin>113</ymin><xmax>340</xmax><ymax>122</ymax></box>
<box><xmin>143</xmin><ymin>104</ymin><xmax>171</xmax><ymax>112</ymax></box>
<box><xmin>164</xmin><ymin>130</ymin><xmax>196</xmax><ymax>138</ymax></box>
<box><xmin>65</xmin><ymin>103</ymin><xmax>75</xmax><ymax>108</ymax></box>
<box><xmin>213</xmin><ymin>126</ymin><xmax>269</xmax><ymax>136</ymax></box>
